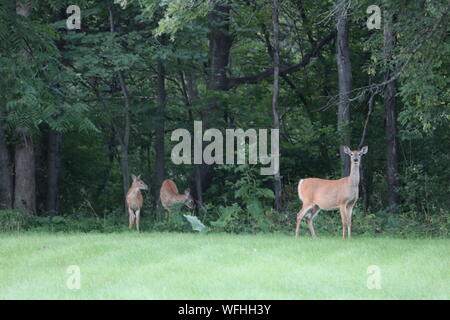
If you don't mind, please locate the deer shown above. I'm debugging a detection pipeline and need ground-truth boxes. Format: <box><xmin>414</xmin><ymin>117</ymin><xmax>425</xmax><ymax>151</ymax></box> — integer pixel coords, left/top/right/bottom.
<box><xmin>126</xmin><ymin>174</ymin><xmax>148</xmax><ymax>232</ymax></box>
<box><xmin>159</xmin><ymin>179</ymin><xmax>195</xmax><ymax>220</ymax></box>
<box><xmin>295</xmin><ymin>146</ymin><xmax>368</xmax><ymax>239</ymax></box>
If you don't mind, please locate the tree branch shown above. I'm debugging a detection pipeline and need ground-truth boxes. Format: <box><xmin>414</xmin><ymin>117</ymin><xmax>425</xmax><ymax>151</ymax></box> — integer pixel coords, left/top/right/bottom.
<box><xmin>228</xmin><ymin>31</ymin><xmax>335</xmax><ymax>88</ymax></box>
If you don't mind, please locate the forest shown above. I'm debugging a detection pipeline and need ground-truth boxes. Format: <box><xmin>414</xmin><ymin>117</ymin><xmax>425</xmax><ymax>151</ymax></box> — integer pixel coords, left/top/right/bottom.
<box><xmin>0</xmin><ymin>0</ymin><xmax>449</xmax><ymax>236</ymax></box>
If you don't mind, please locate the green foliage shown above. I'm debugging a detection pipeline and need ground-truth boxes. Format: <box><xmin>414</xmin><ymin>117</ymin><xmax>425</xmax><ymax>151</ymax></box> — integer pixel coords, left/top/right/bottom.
<box><xmin>202</xmin><ymin>165</ymin><xmax>277</xmax><ymax>233</ymax></box>
<box><xmin>361</xmin><ymin>0</ymin><xmax>450</xmax><ymax>138</ymax></box>
<box><xmin>0</xmin><ymin>0</ymin><xmax>96</xmax><ymax>137</ymax></box>
<box><xmin>1</xmin><ymin>205</ymin><xmax>448</xmax><ymax>237</ymax></box>
<box><xmin>139</xmin><ymin>0</ymin><xmax>213</xmax><ymax>38</ymax></box>
<box><xmin>183</xmin><ymin>214</ymin><xmax>206</xmax><ymax>232</ymax></box>
<box><xmin>400</xmin><ymin>163</ymin><xmax>450</xmax><ymax>216</ymax></box>
<box><xmin>0</xmin><ymin>210</ymin><xmax>34</xmax><ymax>232</ymax></box>
<box><xmin>0</xmin><ymin>0</ymin><xmax>448</xmax><ymax>238</ymax></box>
<box><xmin>210</xmin><ymin>203</ymin><xmax>242</xmax><ymax>231</ymax></box>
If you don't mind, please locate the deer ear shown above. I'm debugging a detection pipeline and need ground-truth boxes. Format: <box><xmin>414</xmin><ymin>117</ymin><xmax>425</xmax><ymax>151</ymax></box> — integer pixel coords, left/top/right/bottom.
<box><xmin>360</xmin><ymin>146</ymin><xmax>368</xmax><ymax>155</ymax></box>
<box><xmin>184</xmin><ymin>188</ymin><xmax>190</xmax><ymax>196</ymax></box>
<box><xmin>131</xmin><ymin>174</ymin><xmax>137</xmax><ymax>181</ymax></box>
<box><xmin>343</xmin><ymin>146</ymin><xmax>352</xmax><ymax>155</ymax></box>
<box><xmin>137</xmin><ymin>174</ymin><xmax>141</xmax><ymax>180</ymax></box>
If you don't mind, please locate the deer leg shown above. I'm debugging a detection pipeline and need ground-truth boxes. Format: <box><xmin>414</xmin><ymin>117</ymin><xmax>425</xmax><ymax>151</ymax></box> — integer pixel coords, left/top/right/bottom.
<box><xmin>307</xmin><ymin>206</ymin><xmax>320</xmax><ymax>239</ymax></box>
<box><xmin>135</xmin><ymin>209</ymin><xmax>141</xmax><ymax>232</ymax></box>
<box><xmin>346</xmin><ymin>204</ymin><xmax>354</xmax><ymax>239</ymax></box>
<box><xmin>128</xmin><ymin>208</ymin><xmax>135</xmax><ymax>231</ymax></box>
<box><xmin>339</xmin><ymin>205</ymin><xmax>347</xmax><ymax>239</ymax></box>
<box><xmin>296</xmin><ymin>204</ymin><xmax>314</xmax><ymax>237</ymax></box>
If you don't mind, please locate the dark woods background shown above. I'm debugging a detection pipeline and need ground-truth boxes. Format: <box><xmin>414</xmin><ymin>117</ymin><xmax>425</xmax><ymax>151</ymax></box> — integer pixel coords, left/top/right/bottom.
<box><xmin>0</xmin><ymin>0</ymin><xmax>448</xmax><ymax>236</ymax></box>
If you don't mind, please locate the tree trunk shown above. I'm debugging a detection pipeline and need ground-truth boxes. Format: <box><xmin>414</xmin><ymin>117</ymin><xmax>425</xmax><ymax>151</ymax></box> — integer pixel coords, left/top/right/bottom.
<box><xmin>361</xmin><ymin>164</ymin><xmax>373</xmax><ymax>212</ymax></box>
<box><xmin>272</xmin><ymin>0</ymin><xmax>282</xmax><ymax>211</ymax></box>
<box><xmin>183</xmin><ymin>73</ymin><xmax>203</xmax><ymax>205</ymax></box>
<box><xmin>200</xmin><ymin>2</ymin><xmax>233</xmax><ymax>192</ymax></box>
<box><xmin>0</xmin><ymin>103</ymin><xmax>13</xmax><ymax>210</ymax></box>
<box><xmin>44</xmin><ymin>7</ymin><xmax>71</xmax><ymax>216</ymax></box>
<box><xmin>14</xmin><ymin>0</ymin><xmax>36</xmax><ymax>214</ymax></box>
<box><xmin>207</xmin><ymin>2</ymin><xmax>232</xmax><ymax>112</ymax></box>
<box><xmin>118</xmin><ymin>69</ymin><xmax>131</xmax><ymax>212</ymax></box>
<box><xmin>119</xmin><ymin>144</ymin><xmax>130</xmax><ymax>211</ymax></box>
<box><xmin>154</xmin><ymin>60</ymin><xmax>166</xmax><ymax>200</ymax></box>
<box><xmin>336</xmin><ymin>0</ymin><xmax>352</xmax><ymax>177</ymax></box>
<box><xmin>109</xmin><ymin>5</ymin><xmax>131</xmax><ymax>214</ymax></box>
<box><xmin>46</xmin><ymin>129</ymin><xmax>63</xmax><ymax>216</ymax></box>
<box><xmin>14</xmin><ymin>128</ymin><xmax>36</xmax><ymax>213</ymax></box>
<box><xmin>384</xmin><ymin>12</ymin><xmax>400</xmax><ymax>211</ymax></box>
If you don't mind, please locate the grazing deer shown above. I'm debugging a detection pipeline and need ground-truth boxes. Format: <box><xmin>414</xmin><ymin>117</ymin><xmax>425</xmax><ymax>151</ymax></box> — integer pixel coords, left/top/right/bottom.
<box><xmin>159</xmin><ymin>179</ymin><xmax>195</xmax><ymax>220</ymax></box>
<box><xmin>295</xmin><ymin>146</ymin><xmax>368</xmax><ymax>239</ymax></box>
<box><xmin>126</xmin><ymin>174</ymin><xmax>148</xmax><ymax>232</ymax></box>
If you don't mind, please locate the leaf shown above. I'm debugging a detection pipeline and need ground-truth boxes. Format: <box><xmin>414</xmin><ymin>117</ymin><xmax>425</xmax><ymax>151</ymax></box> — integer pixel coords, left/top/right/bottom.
<box><xmin>257</xmin><ymin>188</ymin><xmax>275</xmax><ymax>199</ymax></box>
<box><xmin>234</xmin><ymin>186</ymin><xmax>247</xmax><ymax>199</ymax></box>
<box><xmin>183</xmin><ymin>215</ymin><xmax>206</xmax><ymax>232</ymax></box>
<box><xmin>246</xmin><ymin>200</ymin><xmax>264</xmax><ymax>219</ymax></box>
<box><xmin>217</xmin><ymin>204</ymin><xmax>241</xmax><ymax>221</ymax></box>
<box><xmin>210</xmin><ymin>220</ymin><xmax>227</xmax><ymax>228</ymax></box>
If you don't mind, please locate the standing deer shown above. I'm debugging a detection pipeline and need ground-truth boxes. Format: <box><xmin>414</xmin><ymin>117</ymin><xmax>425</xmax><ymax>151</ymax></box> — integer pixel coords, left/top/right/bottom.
<box><xmin>126</xmin><ymin>174</ymin><xmax>148</xmax><ymax>232</ymax></box>
<box><xmin>159</xmin><ymin>179</ymin><xmax>195</xmax><ymax>220</ymax></box>
<box><xmin>295</xmin><ymin>146</ymin><xmax>368</xmax><ymax>239</ymax></box>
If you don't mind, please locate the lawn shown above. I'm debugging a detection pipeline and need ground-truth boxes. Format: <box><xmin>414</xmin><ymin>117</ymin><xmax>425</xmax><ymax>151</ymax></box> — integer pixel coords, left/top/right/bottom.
<box><xmin>0</xmin><ymin>232</ymin><xmax>448</xmax><ymax>299</ymax></box>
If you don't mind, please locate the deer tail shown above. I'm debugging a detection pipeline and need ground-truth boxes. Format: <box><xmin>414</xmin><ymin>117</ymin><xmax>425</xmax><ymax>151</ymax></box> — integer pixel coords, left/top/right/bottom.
<box><xmin>298</xmin><ymin>179</ymin><xmax>304</xmax><ymax>202</ymax></box>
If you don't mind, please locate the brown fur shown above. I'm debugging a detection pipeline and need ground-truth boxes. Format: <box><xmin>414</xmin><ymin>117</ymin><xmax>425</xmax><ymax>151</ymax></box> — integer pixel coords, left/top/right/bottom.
<box><xmin>295</xmin><ymin>146</ymin><xmax>368</xmax><ymax>239</ymax></box>
<box><xmin>159</xmin><ymin>179</ymin><xmax>194</xmax><ymax>220</ymax></box>
<box><xmin>126</xmin><ymin>174</ymin><xmax>148</xmax><ymax>232</ymax></box>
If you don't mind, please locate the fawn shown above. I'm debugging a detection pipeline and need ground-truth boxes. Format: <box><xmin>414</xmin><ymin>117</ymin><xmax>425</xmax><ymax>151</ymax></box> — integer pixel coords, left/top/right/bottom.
<box><xmin>126</xmin><ymin>174</ymin><xmax>148</xmax><ymax>232</ymax></box>
<box><xmin>159</xmin><ymin>179</ymin><xmax>195</xmax><ymax>220</ymax></box>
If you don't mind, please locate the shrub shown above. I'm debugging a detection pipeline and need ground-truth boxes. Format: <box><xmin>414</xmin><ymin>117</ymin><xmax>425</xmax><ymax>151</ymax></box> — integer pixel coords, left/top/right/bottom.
<box><xmin>0</xmin><ymin>210</ymin><xmax>36</xmax><ymax>232</ymax></box>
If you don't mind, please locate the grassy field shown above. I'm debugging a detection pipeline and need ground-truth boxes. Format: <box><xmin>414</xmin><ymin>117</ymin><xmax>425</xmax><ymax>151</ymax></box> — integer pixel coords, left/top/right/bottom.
<box><xmin>0</xmin><ymin>232</ymin><xmax>448</xmax><ymax>299</ymax></box>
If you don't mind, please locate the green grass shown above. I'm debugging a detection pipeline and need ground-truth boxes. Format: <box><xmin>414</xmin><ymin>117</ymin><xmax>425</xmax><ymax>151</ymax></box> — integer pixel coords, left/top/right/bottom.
<box><xmin>0</xmin><ymin>232</ymin><xmax>448</xmax><ymax>299</ymax></box>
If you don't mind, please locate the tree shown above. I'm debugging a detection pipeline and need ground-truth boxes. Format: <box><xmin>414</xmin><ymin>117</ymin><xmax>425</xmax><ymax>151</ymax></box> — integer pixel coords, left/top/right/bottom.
<box><xmin>154</xmin><ymin>60</ymin><xmax>166</xmax><ymax>201</ymax></box>
<box><xmin>46</xmin><ymin>128</ymin><xmax>63</xmax><ymax>216</ymax></box>
<box><xmin>335</xmin><ymin>0</ymin><xmax>352</xmax><ymax>177</ymax></box>
<box><xmin>0</xmin><ymin>103</ymin><xmax>13</xmax><ymax>210</ymax></box>
<box><xmin>108</xmin><ymin>4</ymin><xmax>132</xmax><ymax>214</ymax></box>
<box><xmin>14</xmin><ymin>0</ymin><xmax>36</xmax><ymax>214</ymax></box>
<box><xmin>271</xmin><ymin>0</ymin><xmax>282</xmax><ymax>211</ymax></box>
<box><xmin>383</xmin><ymin>11</ymin><xmax>400</xmax><ymax>211</ymax></box>
<box><xmin>0</xmin><ymin>4</ymin><xmax>13</xmax><ymax>208</ymax></box>
<box><xmin>199</xmin><ymin>1</ymin><xmax>234</xmax><ymax>193</ymax></box>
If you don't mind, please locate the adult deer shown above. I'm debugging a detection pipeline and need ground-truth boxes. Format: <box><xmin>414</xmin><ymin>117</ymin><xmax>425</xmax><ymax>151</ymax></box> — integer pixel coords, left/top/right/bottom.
<box><xmin>295</xmin><ymin>146</ymin><xmax>368</xmax><ymax>239</ymax></box>
<box><xmin>126</xmin><ymin>174</ymin><xmax>148</xmax><ymax>232</ymax></box>
<box><xmin>159</xmin><ymin>179</ymin><xmax>195</xmax><ymax>220</ymax></box>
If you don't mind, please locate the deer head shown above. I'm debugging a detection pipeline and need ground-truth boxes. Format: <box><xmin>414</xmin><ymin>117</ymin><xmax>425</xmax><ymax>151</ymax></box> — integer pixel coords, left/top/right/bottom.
<box><xmin>131</xmin><ymin>174</ymin><xmax>149</xmax><ymax>190</ymax></box>
<box><xmin>183</xmin><ymin>188</ymin><xmax>195</xmax><ymax>209</ymax></box>
<box><xmin>343</xmin><ymin>146</ymin><xmax>368</xmax><ymax>165</ymax></box>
